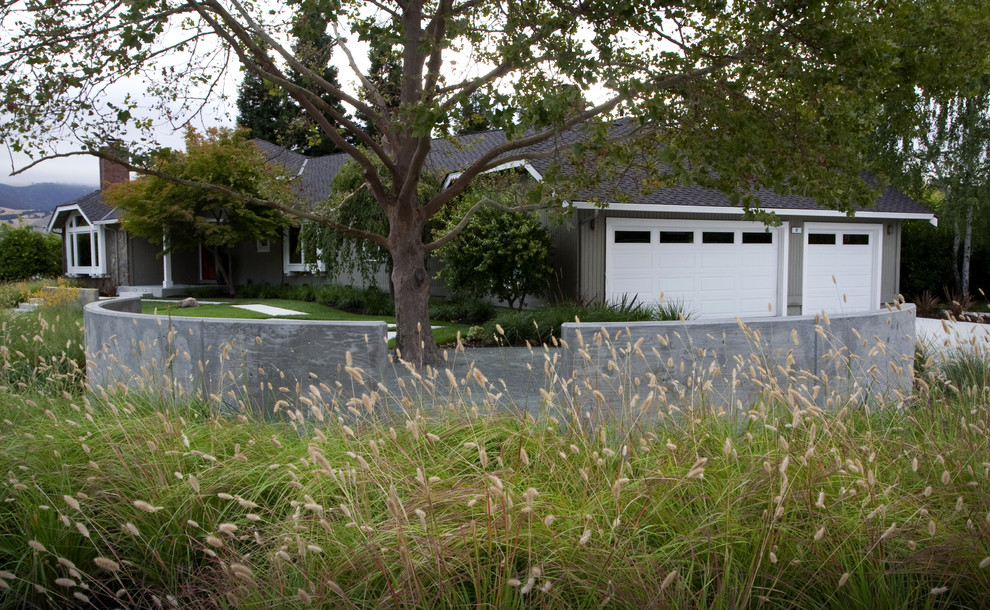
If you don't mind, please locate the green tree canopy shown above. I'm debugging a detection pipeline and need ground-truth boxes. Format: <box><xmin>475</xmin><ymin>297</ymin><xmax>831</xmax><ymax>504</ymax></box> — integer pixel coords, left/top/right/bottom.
<box><xmin>3</xmin><ymin>0</ymin><xmax>990</xmax><ymax>362</ymax></box>
<box><xmin>104</xmin><ymin>128</ymin><xmax>290</xmax><ymax>294</ymax></box>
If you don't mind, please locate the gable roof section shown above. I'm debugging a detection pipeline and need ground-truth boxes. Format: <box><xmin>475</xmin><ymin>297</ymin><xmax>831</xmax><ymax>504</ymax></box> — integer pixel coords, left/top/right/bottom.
<box><xmin>46</xmin><ymin>190</ymin><xmax>120</xmax><ymax>233</ymax></box>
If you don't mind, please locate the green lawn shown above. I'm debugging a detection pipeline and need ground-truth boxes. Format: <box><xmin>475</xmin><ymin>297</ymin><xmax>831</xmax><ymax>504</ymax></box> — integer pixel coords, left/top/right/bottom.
<box><xmin>141</xmin><ymin>298</ymin><xmax>390</xmax><ymax>321</ymax></box>
<box><xmin>140</xmin><ymin>298</ymin><xmax>469</xmax><ymax>346</ymax></box>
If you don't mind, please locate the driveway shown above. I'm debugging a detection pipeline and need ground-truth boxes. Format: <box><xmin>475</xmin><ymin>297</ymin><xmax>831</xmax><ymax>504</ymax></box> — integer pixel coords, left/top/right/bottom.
<box><xmin>915</xmin><ymin>317</ymin><xmax>990</xmax><ymax>356</ymax></box>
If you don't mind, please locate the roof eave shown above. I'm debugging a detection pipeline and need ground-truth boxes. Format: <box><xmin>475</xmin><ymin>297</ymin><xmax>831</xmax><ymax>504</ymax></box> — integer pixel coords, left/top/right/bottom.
<box><xmin>46</xmin><ymin>204</ymin><xmax>85</xmax><ymax>233</ymax></box>
<box><xmin>567</xmin><ymin>201</ymin><xmax>937</xmax><ymax>224</ymax></box>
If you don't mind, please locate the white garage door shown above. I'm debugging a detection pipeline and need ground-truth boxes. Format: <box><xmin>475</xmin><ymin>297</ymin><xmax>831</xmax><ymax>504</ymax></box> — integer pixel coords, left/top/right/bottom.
<box><xmin>605</xmin><ymin>219</ymin><xmax>786</xmax><ymax>319</ymax></box>
<box><xmin>802</xmin><ymin>223</ymin><xmax>881</xmax><ymax>314</ymax></box>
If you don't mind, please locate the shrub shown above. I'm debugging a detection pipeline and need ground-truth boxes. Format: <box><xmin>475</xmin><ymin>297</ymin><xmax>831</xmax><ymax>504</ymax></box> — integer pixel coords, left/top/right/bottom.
<box><xmin>428</xmin><ymin>298</ymin><xmax>496</xmax><ymax>324</ymax></box>
<box><xmin>438</xmin><ymin>204</ymin><xmax>554</xmax><ymax>311</ymax></box>
<box><xmin>477</xmin><ymin>300</ymin><xmax>682</xmax><ymax>346</ymax></box>
<box><xmin>912</xmin><ymin>289</ymin><xmax>941</xmax><ymax>318</ymax></box>
<box><xmin>314</xmin><ymin>284</ymin><xmax>394</xmax><ymax>315</ymax></box>
<box><xmin>0</xmin><ymin>277</ymin><xmax>50</xmax><ymax>308</ymax></box>
<box><xmin>0</xmin><ymin>224</ymin><xmax>62</xmax><ymax>281</ymax></box>
<box><xmin>900</xmin><ymin>219</ymin><xmax>990</xmax><ymax>297</ymax></box>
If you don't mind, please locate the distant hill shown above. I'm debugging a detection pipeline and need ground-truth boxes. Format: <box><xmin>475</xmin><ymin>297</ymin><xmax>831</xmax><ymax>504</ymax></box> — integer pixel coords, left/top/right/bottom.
<box><xmin>0</xmin><ymin>183</ymin><xmax>94</xmax><ymax>213</ymax></box>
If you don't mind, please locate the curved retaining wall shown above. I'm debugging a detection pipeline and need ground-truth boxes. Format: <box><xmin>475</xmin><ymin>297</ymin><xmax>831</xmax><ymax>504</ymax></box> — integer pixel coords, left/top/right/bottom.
<box><xmin>560</xmin><ymin>305</ymin><xmax>917</xmax><ymax>411</ymax></box>
<box><xmin>84</xmin><ymin>298</ymin><xmax>388</xmax><ymax>411</ymax></box>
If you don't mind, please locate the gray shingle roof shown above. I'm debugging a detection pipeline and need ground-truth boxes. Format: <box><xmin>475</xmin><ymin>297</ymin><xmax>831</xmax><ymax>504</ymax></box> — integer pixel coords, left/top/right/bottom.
<box><xmin>50</xmin><ymin>127</ymin><xmax>932</xmax><ymax>228</ymax></box>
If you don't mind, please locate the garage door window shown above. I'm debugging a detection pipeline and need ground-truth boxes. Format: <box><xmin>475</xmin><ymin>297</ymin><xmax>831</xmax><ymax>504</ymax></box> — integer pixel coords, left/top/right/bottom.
<box><xmin>702</xmin><ymin>231</ymin><xmax>734</xmax><ymax>244</ymax></box>
<box><xmin>614</xmin><ymin>230</ymin><xmax>651</xmax><ymax>244</ymax></box>
<box><xmin>742</xmin><ymin>232</ymin><xmax>773</xmax><ymax>244</ymax></box>
<box><xmin>842</xmin><ymin>234</ymin><xmax>870</xmax><ymax>245</ymax></box>
<box><xmin>660</xmin><ymin>231</ymin><xmax>693</xmax><ymax>244</ymax></box>
<box><xmin>808</xmin><ymin>233</ymin><xmax>836</xmax><ymax>245</ymax></box>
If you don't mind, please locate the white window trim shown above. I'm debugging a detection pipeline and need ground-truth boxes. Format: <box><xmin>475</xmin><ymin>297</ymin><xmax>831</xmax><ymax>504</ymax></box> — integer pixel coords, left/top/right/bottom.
<box><xmin>65</xmin><ymin>212</ymin><xmax>107</xmax><ymax>277</ymax></box>
<box><xmin>283</xmin><ymin>226</ymin><xmax>325</xmax><ymax>274</ymax></box>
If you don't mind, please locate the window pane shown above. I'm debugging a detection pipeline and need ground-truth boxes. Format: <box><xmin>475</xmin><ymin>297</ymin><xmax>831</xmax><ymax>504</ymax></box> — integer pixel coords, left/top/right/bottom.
<box><xmin>92</xmin><ymin>232</ymin><xmax>99</xmax><ymax>267</ymax></box>
<box><xmin>76</xmin><ymin>233</ymin><xmax>92</xmax><ymax>267</ymax></box>
<box><xmin>808</xmin><ymin>233</ymin><xmax>836</xmax><ymax>245</ymax></box>
<box><xmin>702</xmin><ymin>231</ymin><xmax>734</xmax><ymax>244</ymax></box>
<box><xmin>614</xmin><ymin>230</ymin><xmax>651</xmax><ymax>244</ymax></box>
<box><xmin>842</xmin><ymin>233</ymin><xmax>869</xmax><ymax>245</ymax></box>
<box><xmin>742</xmin><ymin>232</ymin><xmax>773</xmax><ymax>244</ymax></box>
<box><xmin>659</xmin><ymin>231</ymin><xmax>693</xmax><ymax>244</ymax></box>
<box><xmin>288</xmin><ymin>227</ymin><xmax>302</xmax><ymax>265</ymax></box>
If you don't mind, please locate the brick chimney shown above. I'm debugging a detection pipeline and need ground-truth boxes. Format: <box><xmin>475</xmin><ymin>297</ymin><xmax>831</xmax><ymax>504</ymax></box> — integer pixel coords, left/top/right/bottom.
<box><xmin>99</xmin><ymin>140</ymin><xmax>130</xmax><ymax>190</ymax></box>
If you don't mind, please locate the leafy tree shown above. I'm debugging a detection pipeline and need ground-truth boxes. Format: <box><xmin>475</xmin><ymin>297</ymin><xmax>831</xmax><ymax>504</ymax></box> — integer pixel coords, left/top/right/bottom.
<box><xmin>925</xmin><ymin>90</ymin><xmax>990</xmax><ymax>298</ymax></box>
<box><xmin>3</xmin><ymin>0</ymin><xmax>990</xmax><ymax>363</ymax></box>
<box><xmin>873</xmin><ymin>80</ymin><xmax>990</xmax><ymax>298</ymax></box>
<box><xmin>0</xmin><ymin>224</ymin><xmax>62</xmax><ymax>281</ymax></box>
<box><xmin>104</xmin><ymin>128</ymin><xmax>290</xmax><ymax>294</ymax></box>
<box><xmin>440</xmin><ymin>206</ymin><xmax>553</xmax><ymax>311</ymax></box>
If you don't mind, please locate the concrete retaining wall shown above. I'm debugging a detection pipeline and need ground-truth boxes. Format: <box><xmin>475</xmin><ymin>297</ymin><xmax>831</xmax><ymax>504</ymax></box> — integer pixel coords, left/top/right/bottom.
<box><xmin>560</xmin><ymin>305</ymin><xmax>916</xmax><ymax>411</ymax></box>
<box><xmin>84</xmin><ymin>298</ymin><xmax>388</xmax><ymax>412</ymax></box>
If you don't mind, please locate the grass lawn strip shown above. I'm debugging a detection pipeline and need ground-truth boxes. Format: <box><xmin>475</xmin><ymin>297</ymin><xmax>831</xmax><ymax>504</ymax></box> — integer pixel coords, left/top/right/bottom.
<box><xmin>140</xmin><ymin>298</ymin><xmax>393</xmax><ymax>321</ymax></box>
<box><xmin>139</xmin><ymin>297</ymin><xmax>468</xmax><ymax>346</ymax></box>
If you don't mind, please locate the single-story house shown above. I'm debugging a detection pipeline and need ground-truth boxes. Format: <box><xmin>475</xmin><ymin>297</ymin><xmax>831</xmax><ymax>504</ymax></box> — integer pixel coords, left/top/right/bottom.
<box><xmin>47</xmin><ymin>126</ymin><xmax>935</xmax><ymax>317</ymax></box>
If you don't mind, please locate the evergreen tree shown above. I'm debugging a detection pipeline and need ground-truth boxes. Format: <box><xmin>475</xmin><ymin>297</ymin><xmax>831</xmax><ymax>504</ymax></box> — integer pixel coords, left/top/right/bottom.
<box><xmin>236</xmin><ymin>14</ymin><xmax>347</xmax><ymax>155</ymax></box>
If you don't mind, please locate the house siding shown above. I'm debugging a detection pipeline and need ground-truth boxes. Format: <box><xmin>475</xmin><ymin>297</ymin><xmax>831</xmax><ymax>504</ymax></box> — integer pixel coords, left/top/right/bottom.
<box><xmin>546</xmin><ymin>212</ymin><xmax>579</xmax><ymax>301</ymax></box>
<box><xmin>129</xmin><ymin>235</ymin><xmax>164</xmax><ymax>286</ymax></box>
<box><xmin>232</xmin><ymin>239</ymin><xmax>284</xmax><ymax>287</ymax></box>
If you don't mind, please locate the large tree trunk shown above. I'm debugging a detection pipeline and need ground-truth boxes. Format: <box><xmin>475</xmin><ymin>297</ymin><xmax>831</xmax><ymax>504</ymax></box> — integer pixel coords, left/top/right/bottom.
<box><xmin>389</xmin><ymin>228</ymin><xmax>440</xmax><ymax>366</ymax></box>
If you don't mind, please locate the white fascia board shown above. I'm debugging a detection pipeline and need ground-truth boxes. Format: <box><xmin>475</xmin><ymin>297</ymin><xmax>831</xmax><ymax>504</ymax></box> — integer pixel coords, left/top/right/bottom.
<box><xmin>46</xmin><ymin>204</ymin><xmax>86</xmax><ymax>233</ymax></box>
<box><xmin>441</xmin><ymin>160</ymin><xmax>544</xmax><ymax>189</ymax></box>
<box><xmin>568</xmin><ymin>200</ymin><xmax>937</xmax><ymax>222</ymax></box>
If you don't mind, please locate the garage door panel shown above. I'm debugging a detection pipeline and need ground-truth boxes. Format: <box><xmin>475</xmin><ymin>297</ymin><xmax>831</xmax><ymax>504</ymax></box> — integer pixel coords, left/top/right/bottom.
<box><xmin>699</xmin><ymin>300</ymin><xmax>737</xmax><ymax>316</ymax></box>
<box><xmin>699</xmin><ymin>276</ymin><xmax>736</xmax><ymax>291</ymax></box>
<box><xmin>661</xmin><ymin>252</ymin><xmax>698</xmax><ymax>268</ymax></box>
<box><xmin>606</xmin><ymin>219</ymin><xmax>781</xmax><ymax>319</ymax></box>
<box><xmin>657</xmin><ymin>278</ymin><xmax>698</xmax><ymax>293</ymax></box>
<box><xmin>802</xmin><ymin>223</ymin><xmax>880</xmax><ymax>313</ymax></box>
